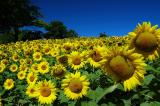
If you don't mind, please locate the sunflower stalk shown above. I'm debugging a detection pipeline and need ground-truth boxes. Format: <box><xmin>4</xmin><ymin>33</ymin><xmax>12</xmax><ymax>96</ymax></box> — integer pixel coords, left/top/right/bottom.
<box><xmin>96</xmin><ymin>83</ymin><xmax>120</xmax><ymax>103</ymax></box>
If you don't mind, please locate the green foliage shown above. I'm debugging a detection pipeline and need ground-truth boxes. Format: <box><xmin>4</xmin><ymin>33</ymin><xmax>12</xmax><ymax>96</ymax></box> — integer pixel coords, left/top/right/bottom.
<box><xmin>0</xmin><ymin>33</ymin><xmax>15</xmax><ymax>44</ymax></box>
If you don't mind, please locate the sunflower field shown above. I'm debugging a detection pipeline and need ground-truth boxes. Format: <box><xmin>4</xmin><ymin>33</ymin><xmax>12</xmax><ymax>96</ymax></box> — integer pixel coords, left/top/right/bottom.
<box><xmin>0</xmin><ymin>22</ymin><xmax>160</xmax><ymax>106</ymax></box>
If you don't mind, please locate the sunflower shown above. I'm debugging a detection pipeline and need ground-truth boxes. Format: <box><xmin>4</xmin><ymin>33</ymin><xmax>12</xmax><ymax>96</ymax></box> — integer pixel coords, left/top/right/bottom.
<box><xmin>1</xmin><ymin>59</ymin><xmax>8</xmax><ymax>66</ymax></box>
<box><xmin>68</xmin><ymin>51</ymin><xmax>85</xmax><ymax>70</ymax></box>
<box><xmin>10</xmin><ymin>64</ymin><xmax>18</xmax><ymax>72</ymax></box>
<box><xmin>19</xmin><ymin>58</ymin><xmax>26</xmax><ymax>64</ymax></box>
<box><xmin>26</xmin><ymin>84</ymin><xmax>38</xmax><ymax>98</ymax></box>
<box><xmin>56</xmin><ymin>55</ymin><xmax>68</xmax><ymax>66</ymax></box>
<box><xmin>31</xmin><ymin>63</ymin><xmax>39</xmax><ymax>73</ymax></box>
<box><xmin>128</xmin><ymin>22</ymin><xmax>160</xmax><ymax>61</ymax></box>
<box><xmin>17</xmin><ymin>71</ymin><xmax>26</xmax><ymax>80</ymax></box>
<box><xmin>43</xmin><ymin>45</ymin><xmax>51</xmax><ymax>55</ymax></box>
<box><xmin>3</xmin><ymin>79</ymin><xmax>14</xmax><ymax>90</ymax></box>
<box><xmin>38</xmin><ymin>61</ymin><xmax>49</xmax><ymax>74</ymax></box>
<box><xmin>102</xmin><ymin>46</ymin><xmax>146</xmax><ymax>91</ymax></box>
<box><xmin>88</xmin><ymin>46</ymin><xmax>106</xmax><ymax>68</ymax></box>
<box><xmin>51</xmin><ymin>64</ymin><xmax>66</xmax><ymax>79</ymax></box>
<box><xmin>61</xmin><ymin>72</ymin><xmax>90</xmax><ymax>100</ymax></box>
<box><xmin>33</xmin><ymin>52</ymin><xmax>42</xmax><ymax>61</ymax></box>
<box><xmin>19</xmin><ymin>64</ymin><xmax>28</xmax><ymax>71</ymax></box>
<box><xmin>0</xmin><ymin>63</ymin><xmax>5</xmax><ymax>73</ymax></box>
<box><xmin>27</xmin><ymin>72</ymin><xmax>38</xmax><ymax>85</ymax></box>
<box><xmin>36</xmin><ymin>80</ymin><xmax>57</xmax><ymax>104</ymax></box>
<box><xmin>12</xmin><ymin>53</ymin><xmax>19</xmax><ymax>62</ymax></box>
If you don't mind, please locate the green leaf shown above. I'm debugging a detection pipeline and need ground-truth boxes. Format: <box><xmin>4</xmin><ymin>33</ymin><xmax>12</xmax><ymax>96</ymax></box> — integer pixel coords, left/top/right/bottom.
<box><xmin>58</xmin><ymin>90</ymin><xmax>69</xmax><ymax>103</ymax></box>
<box><xmin>143</xmin><ymin>74</ymin><xmax>155</xmax><ymax>85</ymax></box>
<box><xmin>140</xmin><ymin>101</ymin><xmax>160</xmax><ymax>106</ymax></box>
<box><xmin>122</xmin><ymin>99</ymin><xmax>131</xmax><ymax>106</ymax></box>
<box><xmin>96</xmin><ymin>83</ymin><xmax>120</xmax><ymax>103</ymax></box>
<box><xmin>81</xmin><ymin>101</ymin><xmax>97</xmax><ymax>106</ymax></box>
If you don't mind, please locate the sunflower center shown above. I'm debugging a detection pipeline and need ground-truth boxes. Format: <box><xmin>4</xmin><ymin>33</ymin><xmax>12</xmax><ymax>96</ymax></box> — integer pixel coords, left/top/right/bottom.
<box><xmin>45</xmin><ymin>48</ymin><xmax>49</xmax><ymax>53</ymax></box>
<box><xmin>58</xmin><ymin>56</ymin><xmax>68</xmax><ymax>64</ymax></box>
<box><xmin>72</xmin><ymin>57</ymin><xmax>81</xmax><ymax>65</ymax></box>
<box><xmin>20</xmin><ymin>73</ymin><xmax>24</xmax><ymax>77</ymax></box>
<box><xmin>14</xmin><ymin>55</ymin><xmax>18</xmax><ymax>59</ymax></box>
<box><xmin>69</xmin><ymin>79</ymin><xmax>83</xmax><ymax>93</ymax></box>
<box><xmin>109</xmin><ymin>55</ymin><xmax>135</xmax><ymax>80</ymax></box>
<box><xmin>36</xmin><ymin>55</ymin><xmax>40</xmax><ymax>59</ymax></box>
<box><xmin>29</xmin><ymin>76</ymin><xmax>35</xmax><ymax>82</ymax></box>
<box><xmin>41</xmin><ymin>65</ymin><xmax>47</xmax><ymax>70</ymax></box>
<box><xmin>30</xmin><ymin>88</ymin><xmax>35</xmax><ymax>94</ymax></box>
<box><xmin>135</xmin><ymin>32</ymin><xmax>158</xmax><ymax>52</ymax></box>
<box><xmin>64</xmin><ymin>46</ymin><xmax>71</xmax><ymax>51</ymax></box>
<box><xmin>54</xmin><ymin>69</ymin><xmax>64</xmax><ymax>76</ymax></box>
<box><xmin>91</xmin><ymin>51</ymin><xmax>102</xmax><ymax>62</ymax></box>
<box><xmin>40</xmin><ymin>87</ymin><xmax>51</xmax><ymax>97</ymax></box>
<box><xmin>7</xmin><ymin>82</ymin><xmax>12</xmax><ymax>86</ymax></box>
<box><xmin>12</xmin><ymin>66</ymin><xmax>16</xmax><ymax>70</ymax></box>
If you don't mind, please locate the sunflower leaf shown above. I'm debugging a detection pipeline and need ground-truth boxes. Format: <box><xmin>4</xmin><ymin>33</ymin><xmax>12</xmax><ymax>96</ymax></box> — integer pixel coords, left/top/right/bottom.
<box><xmin>142</xmin><ymin>74</ymin><xmax>155</xmax><ymax>86</ymax></box>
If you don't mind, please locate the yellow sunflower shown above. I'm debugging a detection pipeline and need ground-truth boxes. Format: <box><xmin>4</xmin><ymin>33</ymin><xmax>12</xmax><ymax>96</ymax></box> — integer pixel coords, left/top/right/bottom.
<box><xmin>38</xmin><ymin>61</ymin><xmax>49</xmax><ymax>74</ymax></box>
<box><xmin>88</xmin><ymin>46</ymin><xmax>106</xmax><ymax>68</ymax></box>
<box><xmin>56</xmin><ymin>55</ymin><xmax>68</xmax><ymax>66</ymax></box>
<box><xmin>19</xmin><ymin>64</ymin><xmax>28</xmax><ymax>71</ymax></box>
<box><xmin>12</xmin><ymin>53</ymin><xmax>19</xmax><ymax>62</ymax></box>
<box><xmin>102</xmin><ymin>46</ymin><xmax>146</xmax><ymax>91</ymax></box>
<box><xmin>1</xmin><ymin>59</ymin><xmax>8</xmax><ymax>66</ymax></box>
<box><xmin>33</xmin><ymin>52</ymin><xmax>42</xmax><ymax>61</ymax></box>
<box><xmin>26</xmin><ymin>72</ymin><xmax>38</xmax><ymax>85</ymax></box>
<box><xmin>3</xmin><ymin>79</ymin><xmax>14</xmax><ymax>90</ymax></box>
<box><xmin>0</xmin><ymin>63</ymin><xmax>5</xmax><ymax>73</ymax></box>
<box><xmin>68</xmin><ymin>51</ymin><xmax>85</xmax><ymax>70</ymax></box>
<box><xmin>51</xmin><ymin>64</ymin><xmax>66</xmax><ymax>79</ymax></box>
<box><xmin>10</xmin><ymin>64</ymin><xmax>18</xmax><ymax>72</ymax></box>
<box><xmin>31</xmin><ymin>63</ymin><xmax>39</xmax><ymax>73</ymax></box>
<box><xmin>36</xmin><ymin>80</ymin><xmax>57</xmax><ymax>104</ymax></box>
<box><xmin>128</xmin><ymin>22</ymin><xmax>160</xmax><ymax>61</ymax></box>
<box><xmin>61</xmin><ymin>72</ymin><xmax>90</xmax><ymax>100</ymax></box>
<box><xmin>26</xmin><ymin>84</ymin><xmax>38</xmax><ymax>98</ymax></box>
<box><xmin>17</xmin><ymin>71</ymin><xmax>26</xmax><ymax>80</ymax></box>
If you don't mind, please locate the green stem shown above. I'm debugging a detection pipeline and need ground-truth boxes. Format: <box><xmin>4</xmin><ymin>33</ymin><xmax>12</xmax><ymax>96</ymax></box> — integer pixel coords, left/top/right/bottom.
<box><xmin>96</xmin><ymin>83</ymin><xmax>120</xmax><ymax>103</ymax></box>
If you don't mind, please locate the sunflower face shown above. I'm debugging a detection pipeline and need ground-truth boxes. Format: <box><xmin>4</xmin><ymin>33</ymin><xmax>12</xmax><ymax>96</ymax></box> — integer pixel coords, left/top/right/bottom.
<box><xmin>37</xmin><ymin>80</ymin><xmax>57</xmax><ymax>105</ymax></box>
<box><xmin>10</xmin><ymin>64</ymin><xmax>18</xmax><ymax>72</ymax></box>
<box><xmin>109</xmin><ymin>55</ymin><xmax>135</xmax><ymax>80</ymax></box>
<box><xmin>27</xmin><ymin>72</ymin><xmax>38</xmax><ymax>84</ymax></box>
<box><xmin>38</xmin><ymin>61</ymin><xmax>49</xmax><ymax>74</ymax></box>
<box><xmin>33</xmin><ymin>52</ymin><xmax>42</xmax><ymax>61</ymax></box>
<box><xmin>0</xmin><ymin>64</ymin><xmax>5</xmax><ymax>73</ymax></box>
<box><xmin>17</xmin><ymin>71</ymin><xmax>26</xmax><ymax>80</ymax></box>
<box><xmin>69</xmin><ymin>79</ymin><xmax>83</xmax><ymax>93</ymax></box>
<box><xmin>26</xmin><ymin>85</ymin><xmax>38</xmax><ymax>98</ymax></box>
<box><xmin>57</xmin><ymin>55</ymin><xmax>68</xmax><ymax>65</ymax></box>
<box><xmin>68</xmin><ymin>51</ymin><xmax>85</xmax><ymax>70</ymax></box>
<box><xmin>129</xmin><ymin>22</ymin><xmax>160</xmax><ymax>60</ymax></box>
<box><xmin>51</xmin><ymin>64</ymin><xmax>66</xmax><ymax>78</ymax></box>
<box><xmin>88</xmin><ymin>46</ymin><xmax>106</xmax><ymax>68</ymax></box>
<box><xmin>102</xmin><ymin>46</ymin><xmax>146</xmax><ymax>91</ymax></box>
<box><xmin>62</xmin><ymin>72</ymin><xmax>90</xmax><ymax>100</ymax></box>
<box><xmin>4</xmin><ymin>79</ymin><xmax>14</xmax><ymax>90</ymax></box>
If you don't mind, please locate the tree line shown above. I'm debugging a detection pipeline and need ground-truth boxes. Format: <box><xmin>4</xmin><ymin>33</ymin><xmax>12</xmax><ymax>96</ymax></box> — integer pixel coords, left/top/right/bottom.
<box><xmin>0</xmin><ymin>0</ymin><xmax>108</xmax><ymax>44</ymax></box>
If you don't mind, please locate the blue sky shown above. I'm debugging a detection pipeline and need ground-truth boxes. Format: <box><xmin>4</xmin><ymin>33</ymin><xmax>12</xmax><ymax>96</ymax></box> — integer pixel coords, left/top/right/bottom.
<box><xmin>32</xmin><ymin>0</ymin><xmax>160</xmax><ymax>36</ymax></box>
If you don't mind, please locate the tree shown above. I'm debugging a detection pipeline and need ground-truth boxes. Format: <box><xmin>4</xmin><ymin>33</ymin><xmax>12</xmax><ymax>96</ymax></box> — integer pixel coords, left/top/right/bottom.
<box><xmin>66</xmin><ymin>29</ymin><xmax>79</xmax><ymax>38</ymax></box>
<box><xmin>0</xmin><ymin>0</ymin><xmax>41</xmax><ymax>41</ymax></box>
<box><xmin>99</xmin><ymin>32</ymin><xmax>108</xmax><ymax>37</ymax></box>
<box><xmin>44</xmin><ymin>21</ymin><xmax>67</xmax><ymax>39</ymax></box>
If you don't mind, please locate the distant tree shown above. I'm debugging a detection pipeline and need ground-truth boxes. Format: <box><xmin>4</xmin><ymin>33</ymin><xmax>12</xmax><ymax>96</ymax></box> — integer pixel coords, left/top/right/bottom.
<box><xmin>66</xmin><ymin>29</ymin><xmax>79</xmax><ymax>38</ymax></box>
<box><xmin>0</xmin><ymin>0</ymin><xmax>42</xmax><ymax>41</ymax></box>
<box><xmin>44</xmin><ymin>21</ymin><xmax>67</xmax><ymax>39</ymax></box>
<box><xmin>99</xmin><ymin>32</ymin><xmax>108</xmax><ymax>37</ymax></box>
